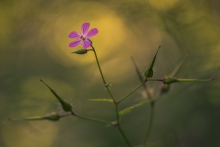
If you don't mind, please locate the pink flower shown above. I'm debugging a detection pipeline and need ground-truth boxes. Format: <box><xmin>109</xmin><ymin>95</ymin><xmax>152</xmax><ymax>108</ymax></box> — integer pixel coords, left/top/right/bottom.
<box><xmin>68</xmin><ymin>22</ymin><xmax>98</xmax><ymax>48</ymax></box>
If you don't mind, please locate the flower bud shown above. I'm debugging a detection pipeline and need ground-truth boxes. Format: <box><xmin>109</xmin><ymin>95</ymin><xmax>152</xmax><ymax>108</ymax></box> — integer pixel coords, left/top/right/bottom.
<box><xmin>72</xmin><ymin>49</ymin><xmax>88</xmax><ymax>54</ymax></box>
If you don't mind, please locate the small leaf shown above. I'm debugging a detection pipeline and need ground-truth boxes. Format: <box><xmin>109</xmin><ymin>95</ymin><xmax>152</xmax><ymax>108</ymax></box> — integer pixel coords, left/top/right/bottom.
<box><xmin>89</xmin><ymin>99</ymin><xmax>114</xmax><ymax>103</ymax></box>
<box><xmin>119</xmin><ymin>99</ymin><xmax>157</xmax><ymax>116</ymax></box>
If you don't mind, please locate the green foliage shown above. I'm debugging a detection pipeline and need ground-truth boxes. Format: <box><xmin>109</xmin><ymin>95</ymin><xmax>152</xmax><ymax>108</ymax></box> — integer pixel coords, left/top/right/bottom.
<box><xmin>119</xmin><ymin>99</ymin><xmax>157</xmax><ymax>116</ymax></box>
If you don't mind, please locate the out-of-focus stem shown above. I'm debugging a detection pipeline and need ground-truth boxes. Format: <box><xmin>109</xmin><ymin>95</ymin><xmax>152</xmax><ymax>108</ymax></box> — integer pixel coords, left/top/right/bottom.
<box><xmin>118</xmin><ymin>126</ymin><xmax>133</xmax><ymax>147</ymax></box>
<box><xmin>143</xmin><ymin>104</ymin><xmax>155</xmax><ymax>147</ymax></box>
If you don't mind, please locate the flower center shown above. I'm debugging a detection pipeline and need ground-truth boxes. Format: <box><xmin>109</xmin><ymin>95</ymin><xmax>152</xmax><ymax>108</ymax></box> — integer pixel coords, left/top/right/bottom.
<box><xmin>80</xmin><ymin>36</ymin><xmax>86</xmax><ymax>41</ymax></box>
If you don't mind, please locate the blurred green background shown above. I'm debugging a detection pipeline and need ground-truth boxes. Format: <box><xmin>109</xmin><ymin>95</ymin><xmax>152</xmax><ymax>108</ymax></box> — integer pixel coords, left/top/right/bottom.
<box><xmin>1</xmin><ymin>0</ymin><xmax>220</xmax><ymax>147</ymax></box>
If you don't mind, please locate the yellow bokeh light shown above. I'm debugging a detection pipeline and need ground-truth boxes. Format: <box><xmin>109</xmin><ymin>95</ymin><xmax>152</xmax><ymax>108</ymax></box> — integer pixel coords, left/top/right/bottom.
<box><xmin>147</xmin><ymin>0</ymin><xmax>179</xmax><ymax>10</ymax></box>
<box><xmin>41</xmin><ymin>1</ymin><xmax>128</xmax><ymax>66</ymax></box>
<box><xmin>2</xmin><ymin>121</ymin><xmax>58</xmax><ymax>147</ymax></box>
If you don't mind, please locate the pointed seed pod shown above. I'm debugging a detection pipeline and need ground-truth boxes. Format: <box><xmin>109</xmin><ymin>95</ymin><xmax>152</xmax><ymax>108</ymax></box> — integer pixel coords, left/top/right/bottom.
<box><xmin>144</xmin><ymin>46</ymin><xmax>161</xmax><ymax>78</ymax></box>
<box><xmin>160</xmin><ymin>54</ymin><xmax>188</xmax><ymax>95</ymax></box>
<box><xmin>9</xmin><ymin>112</ymin><xmax>60</xmax><ymax>122</ymax></box>
<box><xmin>40</xmin><ymin>79</ymin><xmax>72</xmax><ymax>112</ymax></box>
<box><xmin>26</xmin><ymin>112</ymin><xmax>60</xmax><ymax>121</ymax></box>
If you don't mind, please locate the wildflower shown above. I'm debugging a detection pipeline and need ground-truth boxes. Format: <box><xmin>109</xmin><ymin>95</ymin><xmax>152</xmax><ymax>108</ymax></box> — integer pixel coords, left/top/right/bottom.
<box><xmin>68</xmin><ymin>22</ymin><xmax>98</xmax><ymax>48</ymax></box>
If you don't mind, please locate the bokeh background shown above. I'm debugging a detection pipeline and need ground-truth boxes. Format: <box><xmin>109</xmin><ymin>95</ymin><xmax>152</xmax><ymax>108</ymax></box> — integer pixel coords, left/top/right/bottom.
<box><xmin>1</xmin><ymin>0</ymin><xmax>220</xmax><ymax>147</ymax></box>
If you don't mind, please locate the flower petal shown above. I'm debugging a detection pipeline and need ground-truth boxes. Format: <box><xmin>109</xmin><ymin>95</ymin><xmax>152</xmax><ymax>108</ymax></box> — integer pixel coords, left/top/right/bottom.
<box><xmin>86</xmin><ymin>28</ymin><xmax>98</xmax><ymax>38</ymax></box>
<box><xmin>69</xmin><ymin>40</ymin><xmax>81</xmax><ymax>48</ymax></box>
<box><xmin>69</xmin><ymin>31</ymin><xmax>81</xmax><ymax>38</ymax></box>
<box><xmin>81</xmin><ymin>22</ymin><xmax>90</xmax><ymax>36</ymax></box>
<box><xmin>82</xmin><ymin>39</ymin><xmax>91</xmax><ymax>48</ymax></box>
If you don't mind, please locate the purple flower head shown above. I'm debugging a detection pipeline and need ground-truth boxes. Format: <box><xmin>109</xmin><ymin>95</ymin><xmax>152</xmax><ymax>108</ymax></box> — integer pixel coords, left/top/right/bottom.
<box><xmin>68</xmin><ymin>22</ymin><xmax>98</xmax><ymax>48</ymax></box>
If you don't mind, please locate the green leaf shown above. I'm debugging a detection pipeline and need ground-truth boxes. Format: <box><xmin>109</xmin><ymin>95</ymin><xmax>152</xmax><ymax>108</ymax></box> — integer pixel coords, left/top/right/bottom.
<box><xmin>88</xmin><ymin>99</ymin><xmax>114</xmax><ymax>103</ymax></box>
<box><xmin>119</xmin><ymin>99</ymin><xmax>157</xmax><ymax>116</ymax></box>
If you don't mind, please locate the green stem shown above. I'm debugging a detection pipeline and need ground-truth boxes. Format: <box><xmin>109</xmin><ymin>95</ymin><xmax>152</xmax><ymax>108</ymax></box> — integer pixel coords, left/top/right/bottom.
<box><xmin>91</xmin><ymin>44</ymin><xmax>106</xmax><ymax>85</ymax></box>
<box><xmin>90</xmin><ymin>44</ymin><xmax>116</xmax><ymax>103</ymax></box>
<box><xmin>143</xmin><ymin>104</ymin><xmax>155</xmax><ymax>147</ymax></box>
<box><xmin>147</xmin><ymin>78</ymin><xmax>163</xmax><ymax>82</ymax></box>
<box><xmin>115</xmin><ymin>104</ymin><xmax>120</xmax><ymax>123</ymax></box>
<box><xmin>144</xmin><ymin>84</ymin><xmax>152</xmax><ymax>99</ymax></box>
<box><xmin>118</xmin><ymin>126</ymin><xmax>133</xmax><ymax>147</ymax></box>
<box><xmin>118</xmin><ymin>82</ymin><xmax>145</xmax><ymax>103</ymax></box>
<box><xmin>74</xmin><ymin>113</ymin><xmax>111</xmax><ymax>125</ymax></box>
<box><xmin>90</xmin><ymin>44</ymin><xmax>132</xmax><ymax>147</ymax></box>
<box><xmin>142</xmin><ymin>84</ymin><xmax>154</xmax><ymax>147</ymax></box>
<box><xmin>106</xmin><ymin>88</ymin><xmax>115</xmax><ymax>102</ymax></box>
